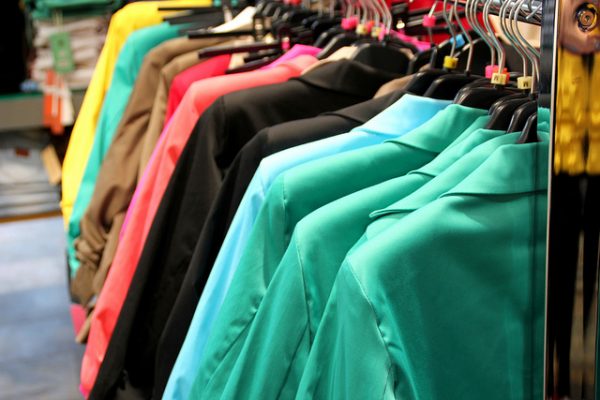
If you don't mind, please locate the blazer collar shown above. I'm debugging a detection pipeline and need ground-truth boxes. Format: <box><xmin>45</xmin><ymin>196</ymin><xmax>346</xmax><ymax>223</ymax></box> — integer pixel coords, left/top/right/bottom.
<box><xmin>389</xmin><ymin>104</ymin><xmax>489</xmax><ymax>153</ymax></box>
<box><xmin>412</xmin><ymin>117</ymin><xmax>494</xmax><ymax>178</ymax></box>
<box><xmin>443</xmin><ymin>132</ymin><xmax>549</xmax><ymax>197</ymax></box>
<box><xmin>369</xmin><ymin>128</ymin><xmax>550</xmax><ymax>220</ymax></box>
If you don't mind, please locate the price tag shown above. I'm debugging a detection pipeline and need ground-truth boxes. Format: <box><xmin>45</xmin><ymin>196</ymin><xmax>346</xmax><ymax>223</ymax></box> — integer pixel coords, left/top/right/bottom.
<box><xmin>49</xmin><ymin>31</ymin><xmax>75</xmax><ymax>74</ymax></box>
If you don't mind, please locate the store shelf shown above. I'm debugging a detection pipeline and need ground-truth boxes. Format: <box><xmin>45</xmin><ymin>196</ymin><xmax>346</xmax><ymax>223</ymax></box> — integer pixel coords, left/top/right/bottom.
<box><xmin>0</xmin><ymin>90</ymin><xmax>85</xmax><ymax>132</ymax></box>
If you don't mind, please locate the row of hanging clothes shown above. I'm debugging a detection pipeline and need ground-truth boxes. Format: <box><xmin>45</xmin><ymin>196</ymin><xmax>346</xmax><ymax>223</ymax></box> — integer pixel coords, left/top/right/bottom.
<box><xmin>59</xmin><ymin>0</ymin><xmax>549</xmax><ymax>397</ymax></box>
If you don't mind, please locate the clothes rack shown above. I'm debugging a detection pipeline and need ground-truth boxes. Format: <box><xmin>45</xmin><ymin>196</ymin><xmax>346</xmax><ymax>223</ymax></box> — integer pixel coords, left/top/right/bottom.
<box><xmin>53</xmin><ymin>0</ymin><xmax>600</xmax><ymax>397</ymax></box>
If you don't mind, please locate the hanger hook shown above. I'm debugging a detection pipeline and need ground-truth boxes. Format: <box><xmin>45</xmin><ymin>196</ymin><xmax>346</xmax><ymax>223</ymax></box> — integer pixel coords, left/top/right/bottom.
<box><xmin>442</xmin><ymin>0</ymin><xmax>459</xmax><ymax>57</ymax></box>
<box><xmin>482</xmin><ymin>0</ymin><xmax>506</xmax><ymax>73</ymax></box>
<box><xmin>470</xmin><ymin>0</ymin><xmax>497</xmax><ymax>66</ymax></box>
<box><xmin>380</xmin><ymin>0</ymin><xmax>393</xmax><ymax>35</ymax></box>
<box><xmin>506</xmin><ymin>0</ymin><xmax>534</xmax><ymax>78</ymax></box>
<box><xmin>344</xmin><ymin>0</ymin><xmax>352</xmax><ymax>21</ymax></box>
<box><xmin>499</xmin><ymin>0</ymin><xmax>527</xmax><ymax>76</ymax></box>
<box><xmin>369</xmin><ymin>0</ymin><xmax>382</xmax><ymax>29</ymax></box>
<box><xmin>370</xmin><ymin>0</ymin><xmax>388</xmax><ymax>36</ymax></box>
<box><xmin>425</xmin><ymin>0</ymin><xmax>438</xmax><ymax>45</ymax></box>
<box><xmin>515</xmin><ymin>0</ymin><xmax>541</xmax><ymax>90</ymax></box>
<box><xmin>453</xmin><ymin>0</ymin><xmax>474</xmax><ymax>72</ymax></box>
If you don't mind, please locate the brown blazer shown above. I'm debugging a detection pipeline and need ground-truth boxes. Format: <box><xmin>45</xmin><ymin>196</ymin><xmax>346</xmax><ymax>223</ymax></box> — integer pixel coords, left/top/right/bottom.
<box><xmin>71</xmin><ymin>36</ymin><xmax>228</xmax><ymax>307</ymax></box>
<box><xmin>140</xmin><ymin>50</ymin><xmax>210</xmax><ymax>173</ymax></box>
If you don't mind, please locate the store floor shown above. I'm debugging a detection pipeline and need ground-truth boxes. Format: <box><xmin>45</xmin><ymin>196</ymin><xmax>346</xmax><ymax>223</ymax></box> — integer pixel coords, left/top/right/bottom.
<box><xmin>0</xmin><ymin>216</ymin><xmax>83</xmax><ymax>400</ymax></box>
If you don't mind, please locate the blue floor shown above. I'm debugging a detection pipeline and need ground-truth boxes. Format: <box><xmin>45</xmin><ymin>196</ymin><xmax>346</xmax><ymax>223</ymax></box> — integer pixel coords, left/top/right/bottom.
<box><xmin>0</xmin><ymin>216</ymin><xmax>83</xmax><ymax>399</ymax></box>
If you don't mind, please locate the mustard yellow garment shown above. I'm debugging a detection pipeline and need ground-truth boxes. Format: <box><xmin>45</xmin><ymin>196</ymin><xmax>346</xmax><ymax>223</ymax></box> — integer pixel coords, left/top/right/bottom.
<box><xmin>555</xmin><ymin>48</ymin><xmax>586</xmax><ymax>175</ymax></box>
<box><xmin>61</xmin><ymin>0</ymin><xmax>211</xmax><ymax>228</ymax></box>
<box><xmin>588</xmin><ymin>52</ymin><xmax>600</xmax><ymax>175</ymax></box>
<box><xmin>554</xmin><ymin>48</ymin><xmax>600</xmax><ymax>176</ymax></box>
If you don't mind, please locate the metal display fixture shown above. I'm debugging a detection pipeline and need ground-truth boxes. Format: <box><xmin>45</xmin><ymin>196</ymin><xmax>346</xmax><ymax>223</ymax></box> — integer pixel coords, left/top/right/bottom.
<box><xmin>541</xmin><ymin>0</ymin><xmax>600</xmax><ymax>396</ymax></box>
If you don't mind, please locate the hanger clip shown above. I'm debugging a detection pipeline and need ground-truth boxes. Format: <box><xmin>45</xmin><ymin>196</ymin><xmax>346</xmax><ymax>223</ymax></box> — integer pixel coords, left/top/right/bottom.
<box><xmin>491</xmin><ymin>72</ymin><xmax>508</xmax><ymax>85</ymax></box>
<box><xmin>422</xmin><ymin>15</ymin><xmax>436</xmax><ymax>27</ymax></box>
<box><xmin>517</xmin><ymin>76</ymin><xmax>533</xmax><ymax>90</ymax></box>
<box><xmin>371</xmin><ymin>25</ymin><xmax>383</xmax><ymax>39</ymax></box>
<box><xmin>443</xmin><ymin>55</ymin><xmax>458</xmax><ymax>69</ymax></box>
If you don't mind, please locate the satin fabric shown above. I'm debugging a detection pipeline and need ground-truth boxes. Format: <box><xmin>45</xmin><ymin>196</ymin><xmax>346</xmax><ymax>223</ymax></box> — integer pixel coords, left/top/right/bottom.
<box><xmin>166</xmin><ymin>94</ymin><xmax>452</xmax><ymax>400</ymax></box>
<box><xmin>79</xmin><ymin>56</ymin><xmax>317</xmax><ymax>397</ymax></box>
<box><xmin>67</xmin><ymin>22</ymin><xmax>182</xmax><ymax>278</ymax></box>
<box><xmin>70</xmin><ymin>54</ymin><xmax>232</xmax><ymax>307</ymax></box>
<box><xmin>221</xmin><ymin>121</ymin><xmax>551</xmax><ymax>399</ymax></box>
<box><xmin>188</xmin><ymin>105</ymin><xmax>488</xmax><ymax>397</ymax></box>
<box><xmin>296</xmin><ymin>134</ymin><xmax>549</xmax><ymax>400</ymax></box>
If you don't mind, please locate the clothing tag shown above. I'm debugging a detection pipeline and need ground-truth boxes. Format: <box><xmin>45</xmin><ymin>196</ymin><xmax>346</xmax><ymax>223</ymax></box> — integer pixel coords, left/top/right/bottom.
<box><xmin>49</xmin><ymin>31</ymin><xmax>75</xmax><ymax>73</ymax></box>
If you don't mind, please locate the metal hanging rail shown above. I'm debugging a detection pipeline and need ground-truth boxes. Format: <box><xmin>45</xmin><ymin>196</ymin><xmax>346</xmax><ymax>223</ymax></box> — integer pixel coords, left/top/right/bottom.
<box><xmin>457</xmin><ymin>0</ymin><xmax>543</xmax><ymax>24</ymax></box>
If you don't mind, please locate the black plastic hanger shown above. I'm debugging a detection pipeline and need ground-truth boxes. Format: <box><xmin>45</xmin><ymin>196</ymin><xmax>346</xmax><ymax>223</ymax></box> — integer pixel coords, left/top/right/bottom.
<box><xmin>282</xmin><ymin>8</ymin><xmax>317</xmax><ymax>24</ymax></box>
<box><xmin>270</xmin><ymin>7</ymin><xmax>315</xmax><ymax>34</ymax></box>
<box><xmin>159</xmin><ymin>6</ymin><xmax>227</xmax><ymax>12</ymax></box>
<box><xmin>226</xmin><ymin>53</ymin><xmax>280</xmax><ymax>73</ymax></box>
<box><xmin>407</xmin><ymin>48</ymin><xmax>434</xmax><ymax>74</ymax></box>
<box><xmin>165</xmin><ymin>9</ymin><xmax>226</xmax><ymax>27</ymax></box>
<box><xmin>272</xmin><ymin>3</ymin><xmax>295</xmax><ymax>20</ymax></box>
<box><xmin>164</xmin><ymin>11</ymin><xmax>223</xmax><ymax>26</ymax></box>
<box><xmin>350</xmin><ymin>40</ymin><xmax>411</xmax><ymax>74</ymax></box>
<box><xmin>301</xmin><ymin>14</ymin><xmax>321</xmax><ymax>28</ymax></box>
<box><xmin>425</xmin><ymin>39</ymin><xmax>490</xmax><ymax>100</ymax></box>
<box><xmin>516</xmin><ymin>112</ymin><xmax>538</xmax><ymax>143</ymax></box>
<box><xmin>242</xmin><ymin>48</ymin><xmax>281</xmax><ymax>62</ymax></box>
<box><xmin>187</xmin><ymin>28</ymin><xmax>255</xmax><ymax>38</ymax></box>
<box><xmin>314</xmin><ymin>26</ymin><xmax>345</xmax><ymax>47</ymax></box>
<box><xmin>424</xmin><ymin>73</ymin><xmax>488</xmax><ymax>99</ymax></box>
<box><xmin>310</xmin><ymin>15</ymin><xmax>342</xmax><ymax>37</ymax></box>
<box><xmin>197</xmin><ymin>20</ymin><xmax>299</xmax><ymax>56</ymax></box>
<box><xmin>253</xmin><ymin>0</ymin><xmax>271</xmax><ymax>16</ymax></box>
<box><xmin>260</xmin><ymin>1</ymin><xmax>281</xmax><ymax>17</ymax></box>
<box><xmin>455</xmin><ymin>37</ymin><xmax>492</xmax><ymax>76</ymax></box>
<box><xmin>316</xmin><ymin>31</ymin><xmax>360</xmax><ymax>59</ymax></box>
<box><xmin>262</xmin><ymin>0</ymin><xmax>281</xmax><ymax>15</ymax></box>
<box><xmin>452</xmin><ymin>65</ymin><xmax>522</xmax><ymax>109</ymax></box>
<box><xmin>198</xmin><ymin>40</ymin><xmax>284</xmax><ymax>57</ymax></box>
<box><xmin>454</xmin><ymin>84</ymin><xmax>519</xmax><ymax>109</ymax></box>
<box><xmin>487</xmin><ymin>91</ymin><xmax>528</xmax><ymax>113</ymax></box>
<box><xmin>507</xmin><ymin>100</ymin><xmax>537</xmax><ymax>132</ymax></box>
<box><xmin>485</xmin><ymin>95</ymin><xmax>529</xmax><ymax>130</ymax></box>
<box><xmin>403</xmin><ymin>69</ymin><xmax>450</xmax><ymax>95</ymax></box>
